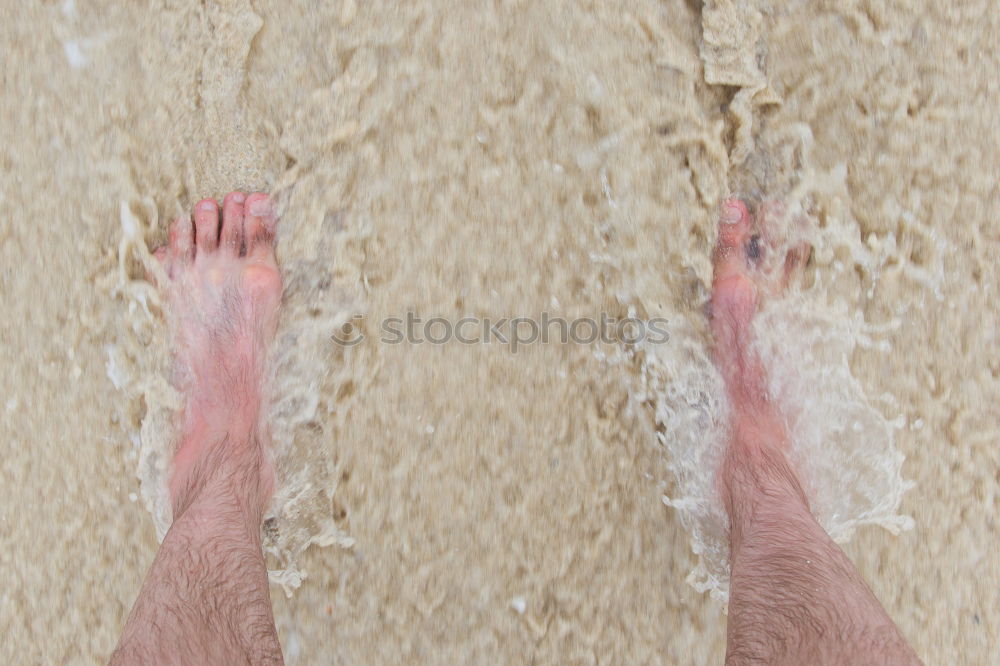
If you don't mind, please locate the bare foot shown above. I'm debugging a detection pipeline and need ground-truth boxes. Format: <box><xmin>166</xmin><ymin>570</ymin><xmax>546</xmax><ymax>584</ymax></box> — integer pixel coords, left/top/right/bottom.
<box><xmin>154</xmin><ymin>191</ymin><xmax>281</xmax><ymax>516</ymax></box>
<box><xmin>710</xmin><ymin>201</ymin><xmax>920</xmax><ymax>666</ymax></box>
<box><xmin>115</xmin><ymin>192</ymin><xmax>285</xmax><ymax>665</ymax></box>
<box><xmin>709</xmin><ymin>198</ymin><xmax>808</xmax><ymax>502</ymax></box>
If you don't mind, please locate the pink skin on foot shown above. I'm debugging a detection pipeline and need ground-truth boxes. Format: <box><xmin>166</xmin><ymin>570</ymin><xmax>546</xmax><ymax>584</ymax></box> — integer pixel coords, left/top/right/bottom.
<box><xmin>155</xmin><ymin>191</ymin><xmax>282</xmax><ymax>509</ymax></box>
<box><xmin>710</xmin><ymin>198</ymin><xmax>808</xmax><ymax>462</ymax></box>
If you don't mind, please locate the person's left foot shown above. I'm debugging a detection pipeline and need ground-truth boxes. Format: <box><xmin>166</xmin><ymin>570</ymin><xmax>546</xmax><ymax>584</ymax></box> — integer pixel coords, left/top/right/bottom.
<box><xmin>153</xmin><ymin>191</ymin><xmax>282</xmax><ymax>514</ymax></box>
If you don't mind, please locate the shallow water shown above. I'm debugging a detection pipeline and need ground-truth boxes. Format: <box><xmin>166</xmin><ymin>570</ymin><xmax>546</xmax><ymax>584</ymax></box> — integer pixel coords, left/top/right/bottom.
<box><xmin>2</xmin><ymin>0</ymin><xmax>999</xmax><ymax>663</ymax></box>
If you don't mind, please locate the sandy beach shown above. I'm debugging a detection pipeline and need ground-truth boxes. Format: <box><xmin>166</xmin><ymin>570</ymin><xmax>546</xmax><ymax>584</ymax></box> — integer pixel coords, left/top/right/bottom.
<box><xmin>1</xmin><ymin>0</ymin><xmax>997</xmax><ymax>663</ymax></box>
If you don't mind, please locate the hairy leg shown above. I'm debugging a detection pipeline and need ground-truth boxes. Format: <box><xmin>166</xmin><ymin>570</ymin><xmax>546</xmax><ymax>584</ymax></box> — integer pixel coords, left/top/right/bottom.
<box><xmin>710</xmin><ymin>200</ymin><xmax>920</xmax><ymax>666</ymax></box>
<box><xmin>113</xmin><ymin>192</ymin><xmax>284</xmax><ymax>665</ymax></box>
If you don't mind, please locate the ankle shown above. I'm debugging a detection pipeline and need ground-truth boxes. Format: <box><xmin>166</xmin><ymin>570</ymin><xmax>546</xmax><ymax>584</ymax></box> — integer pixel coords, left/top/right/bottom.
<box><xmin>174</xmin><ymin>476</ymin><xmax>269</xmax><ymax>539</ymax></box>
<box><xmin>721</xmin><ymin>438</ymin><xmax>812</xmax><ymax>548</ymax></box>
<box><xmin>170</xmin><ymin>428</ymin><xmax>273</xmax><ymax>525</ymax></box>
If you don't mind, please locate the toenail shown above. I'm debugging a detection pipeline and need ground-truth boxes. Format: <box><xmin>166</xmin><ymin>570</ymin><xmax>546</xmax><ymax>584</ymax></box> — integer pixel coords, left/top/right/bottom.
<box><xmin>249</xmin><ymin>200</ymin><xmax>271</xmax><ymax>216</ymax></box>
<box><xmin>198</xmin><ymin>200</ymin><xmax>216</xmax><ymax>211</ymax></box>
<box><xmin>230</xmin><ymin>193</ymin><xmax>246</xmax><ymax>204</ymax></box>
<box><xmin>722</xmin><ymin>203</ymin><xmax>742</xmax><ymax>224</ymax></box>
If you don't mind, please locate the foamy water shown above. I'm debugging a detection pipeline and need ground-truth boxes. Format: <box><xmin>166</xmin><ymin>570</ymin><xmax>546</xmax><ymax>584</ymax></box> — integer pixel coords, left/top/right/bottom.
<box><xmin>111</xmin><ymin>15</ymin><xmax>929</xmax><ymax>604</ymax></box>
<box><xmin>639</xmin><ymin>281</ymin><xmax>918</xmax><ymax>601</ymax></box>
<box><xmin>8</xmin><ymin>1</ymin><xmax>996</xmax><ymax>664</ymax></box>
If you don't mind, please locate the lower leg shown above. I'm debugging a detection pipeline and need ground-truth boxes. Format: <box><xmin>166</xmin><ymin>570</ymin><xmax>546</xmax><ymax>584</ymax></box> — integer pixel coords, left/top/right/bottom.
<box><xmin>710</xmin><ymin>200</ymin><xmax>919</xmax><ymax>666</ymax></box>
<box><xmin>113</xmin><ymin>192</ymin><xmax>284</xmax><ymax>665</ymax></box>
<box><xmin>113</xmin><ymin>432</ymin><xmax>281</xmax><ymax>665</ymax></box>
<box><xmin>722</xmin><ymin>441</ymin><xmax>918</xmax><ymax>665</ymax></box>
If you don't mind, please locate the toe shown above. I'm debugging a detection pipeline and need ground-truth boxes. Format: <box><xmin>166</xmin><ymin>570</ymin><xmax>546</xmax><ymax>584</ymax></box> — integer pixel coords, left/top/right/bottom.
<box><xmin>244</xmin><ymin>192</ymin><xmax>277</xmax><ymax>261</ymax></box>
<box><xmin>781</xmin><ymin>243</ymin><xmax>811</xmax><ymax>289</ymax></box>
<box><xmin>711</xmin><ymin>198</ymin><xmax>760</xmax><ymax>342</ymax></box>
<box><xmin>713</xmin><ymin>198</ymin><xmax>753</xmax><ymax>280</ymax></box>
<box><xmin>757</xmin><ymin>200</ymin><xmax>811</xmax><ymax>289</ymax></box>
<box><xmin>220</xmin><ymin>191</ymin><xmax>246</xmax><ymax>256</ymax></box>
<box><xmin>717</xmin><ymin>198</ymin><xmax>752</xmax><ymax>245</ymax></box>
<box><xmin>169</xmin><ymin>215</ymin><xmax>194</xmax><ymax>264</ymax></box>
<box><xmin>193</xmin><ymin>198</ymin><xmax>220</xmax><ymax>253</ymax></box>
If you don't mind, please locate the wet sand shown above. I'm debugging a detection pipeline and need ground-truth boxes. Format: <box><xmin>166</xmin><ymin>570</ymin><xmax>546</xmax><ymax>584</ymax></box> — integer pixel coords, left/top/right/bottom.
<box><xmin>2</xmin><ymin>0</ymin><xmax>998</xmax><ymax>663</ymax></box>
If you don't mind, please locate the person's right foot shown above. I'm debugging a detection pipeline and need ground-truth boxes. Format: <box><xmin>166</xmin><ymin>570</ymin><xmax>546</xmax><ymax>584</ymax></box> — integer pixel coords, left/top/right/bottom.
<box><xmin>709</xmin><ymin>199</ymin><xmax>808</xmax><ymax>497</ymax></box>
<box><xmin>710</xmin><ymin>201</ymin><xmax>921</xmax><ymax>666</ymax></box>
<box><xmin>153</xmin><ymin>191</ymin><xmax>282</xmax><ymax>514</ymax></box>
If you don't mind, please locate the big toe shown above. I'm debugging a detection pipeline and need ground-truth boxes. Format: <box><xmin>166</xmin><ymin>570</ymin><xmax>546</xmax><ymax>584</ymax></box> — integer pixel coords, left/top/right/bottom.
<box><xmin>710</xmin><ymin>198</ymin><xmax>759</xmax><ymax>334</ymax></box>
<box><xmin>713</xmin><ymin>199</ymin><xmax>753</xmax><ymax>273</ymax></box>
<box><xmin>194</xmin><ymin>198</ymin><xmax>220</xmax><ymax>254</ymax></box>
<box><xmin>244</xmin><ymin>192</ymin><xmax>277</xmax><ymax>261</ymax></box>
